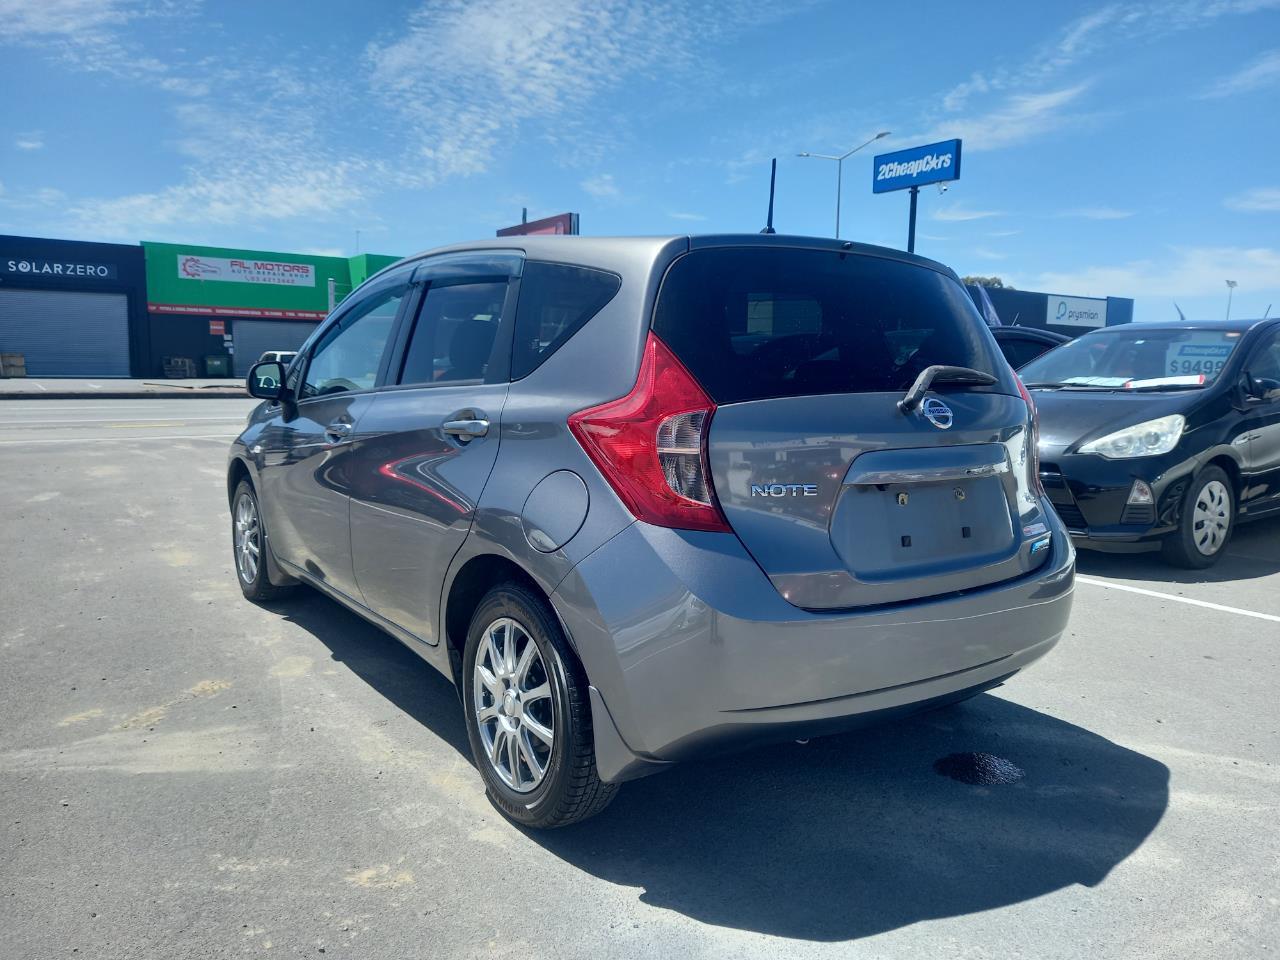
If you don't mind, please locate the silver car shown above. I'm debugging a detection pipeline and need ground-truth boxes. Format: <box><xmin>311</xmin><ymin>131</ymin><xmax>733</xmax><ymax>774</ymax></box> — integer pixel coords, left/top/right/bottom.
<box><xmin>228</xmin><ymin>235</ymin><xmax>1074</xmax><ymax>827</ymax></box>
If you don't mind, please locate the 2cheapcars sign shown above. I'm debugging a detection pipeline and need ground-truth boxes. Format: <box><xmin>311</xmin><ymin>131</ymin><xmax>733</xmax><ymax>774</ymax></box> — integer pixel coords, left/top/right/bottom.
<box><xmin>177</xmin><ymin>254</ymin><xmax>315</xmax><ymax>287</ymax></box>
<box><xmin>872</xmin><ymin>139</ymin><xmax>962</xmax><ymax>193</ymax></box>
<box><xmin>4</xmin><ymin>257</ymin><xmax>117</xmax><ymax>280</ymax></box>
<box><xmin>1047</xmin><ymin>294</ymin><xmax>1108</xmax><ymax>329</ymax></box>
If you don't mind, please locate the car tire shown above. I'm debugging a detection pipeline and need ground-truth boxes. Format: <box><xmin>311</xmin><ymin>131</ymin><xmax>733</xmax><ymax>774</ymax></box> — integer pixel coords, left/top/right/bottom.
<box><xmin>231</xmin><ymin>480</ymin><xmax>295</xmax><ymax>603</ymax></box>
<box><xmin>1161</xmin><ymin>466</ymin><xmax>1235</xmax><ymax>569</ymax></box>
<box><xmin>461</xmin><ymin>582</ymin><xmax>617</xmax><ymax>829</ymax></box>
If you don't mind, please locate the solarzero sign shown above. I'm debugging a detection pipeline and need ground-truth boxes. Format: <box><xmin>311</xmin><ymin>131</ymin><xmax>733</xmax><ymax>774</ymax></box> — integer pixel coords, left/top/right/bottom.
<box><xmin>4</xmin><ymin>258</ymin><xmax>117</xmax><ymax>280</ymax></box>
<box><xmin>177</xmin><ymin>254</ymin><xmax>315</xmax><ymax>287</ymax></box>
<box><xmin>872</xmin><ymin>139</ymin><xmax>962</xmax><ymax>193</ymax></box>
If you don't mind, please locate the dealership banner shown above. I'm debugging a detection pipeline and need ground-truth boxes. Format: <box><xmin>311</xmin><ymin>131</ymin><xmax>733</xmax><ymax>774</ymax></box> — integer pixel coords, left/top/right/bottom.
<box><xmin>1046</xmin><ymin>294</ymin><xmax>1107</xmax><ymax>328</ymax></box>
<box><xmin>872</xmin><ymin>139</ymin><xmax>962</xmax><ymax>193</ymax></box>
<box><xmin>177</xmin><ymin>254</ymin><xmax>315</xmax><ymax>287</ymax></box>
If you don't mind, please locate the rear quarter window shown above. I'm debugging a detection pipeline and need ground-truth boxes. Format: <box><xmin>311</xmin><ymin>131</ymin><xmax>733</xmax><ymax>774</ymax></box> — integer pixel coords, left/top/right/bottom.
<box><xmin>652</xmin><ymin>247</ymin><xmax>1005</xmax><ymax>404</ymax></box>
<box><xmin>511</xmin><ymin>262</ymin><xmax>621</xmax><ymax>379</ymax></box>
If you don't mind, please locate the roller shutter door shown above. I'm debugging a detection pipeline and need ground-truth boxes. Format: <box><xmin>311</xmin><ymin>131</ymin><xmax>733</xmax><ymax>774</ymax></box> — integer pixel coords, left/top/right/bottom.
<box><xmin>0</xmin><ymin>288</ymin><xmax>131</xmax><ymax>376</ymax></box>
<box><xmin>232</xmin><ymin>319</ymin><xmax>317</xmax><ymax>376</ymax></box>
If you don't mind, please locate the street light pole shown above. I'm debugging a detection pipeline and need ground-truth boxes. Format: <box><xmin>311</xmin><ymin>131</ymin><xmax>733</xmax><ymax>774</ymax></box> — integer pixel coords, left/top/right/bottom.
<box><xmin>1226</xmin><ymin>279</ymin><xmax>1238</xmax><ymax>321</ymax></box>
<box><xmin>798</xmin><ymin>131</ymin><xmax>891</xmax><ymax>239</ymax></box>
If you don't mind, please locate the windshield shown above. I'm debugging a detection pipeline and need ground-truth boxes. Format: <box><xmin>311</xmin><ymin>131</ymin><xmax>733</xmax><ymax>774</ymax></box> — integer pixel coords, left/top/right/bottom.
<box><xmin>1019</xmin><ymin>328</ymin><xmax>1243</xmax><ymax>390</ymax></box>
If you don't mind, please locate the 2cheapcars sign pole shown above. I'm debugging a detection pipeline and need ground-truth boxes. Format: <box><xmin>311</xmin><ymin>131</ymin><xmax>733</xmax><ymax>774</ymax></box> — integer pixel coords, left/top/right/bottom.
<box><xmin>871</xmin><ymin>138</ymin><xmax>962</xmax><ymax>254</ymax></box>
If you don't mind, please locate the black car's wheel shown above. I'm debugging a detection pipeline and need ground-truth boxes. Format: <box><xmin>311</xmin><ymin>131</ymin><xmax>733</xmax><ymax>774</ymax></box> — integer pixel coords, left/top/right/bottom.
<box><xmin>1161</xmin><ymin>466</ymin><xmax>1235</xmax><ymax>569</ymax></box>
<box><xmin>462</xmin><ymin>582</ymin><xmax>617</xmax><ymax>828</ymax></box>
<box><xmin>231</xmin><ymin>480</ymin><xmax>295</xmax><ymax>602</ymax></box>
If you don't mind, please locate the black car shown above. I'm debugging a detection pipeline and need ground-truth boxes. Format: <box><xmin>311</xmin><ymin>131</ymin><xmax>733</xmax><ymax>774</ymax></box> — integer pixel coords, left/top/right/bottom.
<box><xmin>1018</xmin><ymin>318</ymin><xmax>1280</xmax><ymax>567</ymax></box>
<box><xmin>991</xmin><ymin>326</ymin><xmax>1071</xmax><ymax>369</ymax></box>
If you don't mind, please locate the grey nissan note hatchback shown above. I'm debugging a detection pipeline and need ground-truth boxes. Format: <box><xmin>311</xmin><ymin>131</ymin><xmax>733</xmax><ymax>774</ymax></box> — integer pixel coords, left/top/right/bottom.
<box><xmin>228</xmin><ymin>235</ymin><xmax>1075</xmax><ymax>827</ymax></box>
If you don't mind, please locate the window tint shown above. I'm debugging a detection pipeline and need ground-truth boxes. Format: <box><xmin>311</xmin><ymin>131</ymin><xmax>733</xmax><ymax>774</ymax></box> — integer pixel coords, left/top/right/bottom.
<box><xmin>1247</xmin><ymin>331</ymin><xmax>1280</xmax><ymax>381</ymax></box>
<box><xmin>301</xmin><ymin>286</ymin><xmax>404</xmax><ymax>398</ymax></box>
<box><xmin>652</xmin><ymin>247</ymin><xmax>1002</xmax><ymax>404</ymax></box>
<box><xmin>399</xmin><ymin>281</ymin><xmax>508</xmax><ymax>385</ymax></box>
<box><xmin>998</xmin><ymin>336</ymin><xmax>1052</xmax><ymax>370</ymax></box>
<box><xmin>511</xmin><ymin>262</ymin><xmax>621</xmax><ymax>379</ymax></box>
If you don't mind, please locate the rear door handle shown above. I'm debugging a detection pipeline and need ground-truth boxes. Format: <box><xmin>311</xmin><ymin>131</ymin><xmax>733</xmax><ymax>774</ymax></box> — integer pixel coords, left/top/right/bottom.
<box><xmin>443</xmin><ymin>418</ymin><xmax>489</xmax><ymax>439</ymax></box>
<box><xmin>325</xmin><ymin>420</ymin><xmax>353</xmax><ymax>443</ymax></box>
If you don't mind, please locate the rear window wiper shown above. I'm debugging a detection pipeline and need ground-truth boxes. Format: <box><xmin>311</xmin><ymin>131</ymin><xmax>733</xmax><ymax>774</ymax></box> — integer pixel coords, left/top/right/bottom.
<box><xmin>898</xmin><ymin>365</ymin><xmax>998</xmax><ymax>413</ymax></box>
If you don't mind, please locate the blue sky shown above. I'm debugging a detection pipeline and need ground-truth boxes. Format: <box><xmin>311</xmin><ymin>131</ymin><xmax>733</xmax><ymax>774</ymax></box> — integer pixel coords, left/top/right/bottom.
<box><xmin>2</xmin><ymin>0</ymin><xmax>1278</xmax><ymax>322</ymax></box>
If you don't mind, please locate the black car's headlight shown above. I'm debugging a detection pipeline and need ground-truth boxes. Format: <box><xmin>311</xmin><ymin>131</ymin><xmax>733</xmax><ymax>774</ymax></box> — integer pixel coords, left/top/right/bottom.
<box><xmin>1078</xmin><ymin>414</ymin><xmax>1185</xmax><ymax>458</ymax></box>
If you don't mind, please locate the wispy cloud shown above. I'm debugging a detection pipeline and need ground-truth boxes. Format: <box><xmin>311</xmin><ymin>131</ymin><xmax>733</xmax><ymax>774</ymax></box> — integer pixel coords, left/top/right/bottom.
<box><xmin>14</xmin><ymin>132</ymin><xmax>45</xmax><ymax>151</ymax></box>
<box><xmin>1034</xmin><ymin>246</ymin><xmax>1280</xmax><ymax>298</ymax></box>
<box><xmin>921</xmin><ymin>84</ymin><xmax>1091</xmax><ymax>152</ymax></box>
<box><xmin>364</xmin><ymin>0</ymin><xmax>795</xmax><ymax>184</ymax></box>
<box><xmin>1057</xmin><ymin>206</ymin><xmax>1134</xmax><ymax>220</ymax></box>
<box><xmin>1225</xmin><ymin>186</ymin><xmax>1280</xmax><ymax>212</ymax></box>
<box><xmin>1200</xmin><ymin>49</ymin><xmax>1280</xmax><ymax>98</ymax></box>
<box><xmin>580</xmin><ymin>174</ymin><xmax>620</xmax><ymax>199</ymax></box>
<box><xmin>932</xmin><ymin>203</ymin><xmax>1004</xmax><ymax>222</ymax></box>
<box><xmin>668</xmin><ymin>211</ymin><xmax>707</xmax><ymax>222</ymax></box>
<box><xmin>0</xmin><ymin>0</ymin><xmax>175</xmax><ymax>76</ymax></box>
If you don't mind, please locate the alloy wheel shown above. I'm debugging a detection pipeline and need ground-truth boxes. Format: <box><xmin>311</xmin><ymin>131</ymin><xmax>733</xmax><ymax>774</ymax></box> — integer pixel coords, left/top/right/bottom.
<box><xmin>234</xmin><ymin>493</ymin><xmax>261</xmax><ymax>584</ymax></box>
<box><xmin>1192</xmin><ymin>479</ymin><xmax>1230</xmax><ymax>556</ymax></box>
<box><xmin>472</xmin><ymin>617</ymin><xmax>555</xmax><ymax>793</ymax></box>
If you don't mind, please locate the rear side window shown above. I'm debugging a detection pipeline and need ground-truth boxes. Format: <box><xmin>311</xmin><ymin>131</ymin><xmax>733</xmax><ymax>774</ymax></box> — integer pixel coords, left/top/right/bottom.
<box><xmin>653</xmin><ymin>247</ymin><xmax>1002</xmax><ymax>404</ymax></box>
<box><xmin>399</xmin><ymin>281</ymin><xmax>509</xmax><ymax>385</ymax></box>
<box><xmin>511</xmin><ymin>262</ymin><xmax>621</xmax><ymax>379</ymax></box>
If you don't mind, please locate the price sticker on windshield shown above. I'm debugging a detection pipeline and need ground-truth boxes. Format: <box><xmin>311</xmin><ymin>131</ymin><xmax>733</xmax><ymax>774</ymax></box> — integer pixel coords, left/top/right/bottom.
<box><xmin>1167</xmin><ymin>336</ymin><xmax>1233</xmax><ymax>378</ymax></box>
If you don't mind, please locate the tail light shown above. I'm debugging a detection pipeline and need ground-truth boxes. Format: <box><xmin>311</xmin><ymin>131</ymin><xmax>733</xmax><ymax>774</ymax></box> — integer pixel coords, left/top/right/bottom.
<box><xmin>1016</xmin><ymin>374</ymin><xmax>1046</xmax><ymax>496</ymax></box>
<box><xmin>568</xmin><ymin>333</ymin><xmax>729</xmax><ymax>532</ymax></box>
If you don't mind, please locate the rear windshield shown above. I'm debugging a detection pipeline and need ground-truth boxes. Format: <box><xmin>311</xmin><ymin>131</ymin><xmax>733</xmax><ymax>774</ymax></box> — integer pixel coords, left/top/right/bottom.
<box><xmin>652</xmin><ymin>247</ymin><xmax>1003</xmax><ymax>404</ymax></box>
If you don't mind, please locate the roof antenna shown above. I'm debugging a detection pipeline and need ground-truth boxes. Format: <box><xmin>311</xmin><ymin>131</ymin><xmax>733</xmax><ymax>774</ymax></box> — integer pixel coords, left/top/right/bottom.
<box><xmin>1174</xmin><ymin>302</ymin><xmax>1187</xmax><ymax>322</ymax></box>
<box><xmin>1264</xmin><ymin>303</ymin><xmax>1273</xmax><ymax>319</ymax></box>
<box><xmin>760</xmin><ymin>158</ymin><xmax>777</xmax><ymax>234</ymax></box>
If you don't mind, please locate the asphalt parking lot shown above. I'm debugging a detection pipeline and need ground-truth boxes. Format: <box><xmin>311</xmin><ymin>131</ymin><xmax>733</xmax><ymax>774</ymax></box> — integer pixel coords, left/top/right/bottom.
<box><xmin>2</xmin><ymin>398</ymin><xmax>1277</xmax><ymax>960</ymax></box>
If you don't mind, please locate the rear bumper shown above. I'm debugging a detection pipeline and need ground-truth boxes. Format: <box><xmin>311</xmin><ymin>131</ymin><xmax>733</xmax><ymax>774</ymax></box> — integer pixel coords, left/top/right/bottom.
<box><xmin>552</xmin><ymin>506</ymin><xmax>1075</xmax><ymax>782</ymax></box>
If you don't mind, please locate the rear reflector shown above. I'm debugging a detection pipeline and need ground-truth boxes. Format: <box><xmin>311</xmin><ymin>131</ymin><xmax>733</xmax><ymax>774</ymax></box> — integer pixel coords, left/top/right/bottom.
<box><xmin>568</xmin><ymin>333</ymin><xmax>729</xmax><ymax>532</ymax></box>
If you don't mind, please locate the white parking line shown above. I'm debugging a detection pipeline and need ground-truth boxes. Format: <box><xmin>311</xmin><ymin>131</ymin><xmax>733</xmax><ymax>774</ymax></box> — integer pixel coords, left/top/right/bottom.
<box><xmin>0</xmin><ymin>417</ymin><xmax>245</xmax><ymax>424</ymax></box>
<box><xmin>1076</xmin><ymin>575</ymin><xmax>1280</xmax><ymax>624</ymax></box>
<box><xmin>0</xmin><ymin>434</ymin><xmax>236</xmax><ymax>444</ymax></box>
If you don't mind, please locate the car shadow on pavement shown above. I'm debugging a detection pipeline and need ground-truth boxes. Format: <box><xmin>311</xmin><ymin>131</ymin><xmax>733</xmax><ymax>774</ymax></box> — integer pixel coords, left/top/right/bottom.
<box><xmin>269</xmin><ymin>592</ymin><xmax>1169</xmax><ymax>944</ymax></box>
<box><xmin>1075</xmin><ymin>514</ymin><xmax>1280</xmax><ymax>585</ymax></box>
<box><xmin>272</xmin><ymin>593</ymin><xmax>472</xmax><ymax>757</ymax></box>
<box><xmin>537</xmin><ymin>694</ymin><xmax>1170</xmax><ymax>942</ymax></box>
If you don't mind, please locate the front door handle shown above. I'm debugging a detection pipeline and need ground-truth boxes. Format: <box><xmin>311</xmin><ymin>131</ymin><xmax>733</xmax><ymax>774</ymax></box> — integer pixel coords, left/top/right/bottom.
<box><xmin>325</xmin><ymin>420</ymin><xmax>353</xmax><ymax>443</ymax></box>
<box><xmin>443</xmin><ymin>418</ymin><xmax>489</xmax><ymax>439</ymax></box>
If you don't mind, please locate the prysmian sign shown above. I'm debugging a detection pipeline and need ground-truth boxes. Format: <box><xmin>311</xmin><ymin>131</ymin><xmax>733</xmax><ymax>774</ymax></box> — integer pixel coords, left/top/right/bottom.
<box><xmin>872</xmin><ymin>138</ymin><xmax>962</xmax><ymax>193</ymax></box>
<box><xmin>4</xmin><ymin>257</ymin><xmax>117</xmax><ymax>280</ymax></box>
<box><xmin>1047</xmin><ymin>294</ymin><xmax>1108</xmax><ymax>329</ymax></box>
<box><xmin>177</xmin><ymin>254</ymin><xmax>315</xmax><ymax>287</ymax></box>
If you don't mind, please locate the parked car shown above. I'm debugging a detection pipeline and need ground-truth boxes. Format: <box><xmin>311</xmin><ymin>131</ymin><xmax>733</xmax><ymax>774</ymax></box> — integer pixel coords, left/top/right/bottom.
<box><xmin>228</xmin><ymin>235</ymin><xmax>1075</xmax><ymax>827</ymax></box>
<box><xmin>991</xmin><ymin>326</ymin><xmax>1071</xmax><ymax>369</ymax></box>
<box><xmin>1019</xmin><ymin>318</ymin><xmax>1280</xmax><ymax>567</ymax></box>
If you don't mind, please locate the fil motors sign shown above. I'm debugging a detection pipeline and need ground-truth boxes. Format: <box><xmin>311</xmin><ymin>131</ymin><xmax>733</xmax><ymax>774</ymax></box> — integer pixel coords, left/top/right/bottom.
<box><xmin>872</xmin><ymin>139</ymin><xmax>962</xmax><ymax>193</ymax></box>
<box><xmin>177</xmin><ymin>254</ymin><xmax>315</xmax><ymax>288</ymax></box>
<box><xmin>1047</xmin><ymin>294</ymin><xmax>1108</xmax><ymax>329</ymax></box>
<box><xmin>4</xmin><ymin>257</ymin><xmax>117</xmax><ymax>280</ymax></box>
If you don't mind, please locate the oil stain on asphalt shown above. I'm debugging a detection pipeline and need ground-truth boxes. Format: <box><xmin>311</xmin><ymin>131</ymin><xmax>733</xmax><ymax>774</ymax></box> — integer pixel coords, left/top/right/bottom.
<box><xmin>933</xmin><ymin>752</ymin><xmax>1026</xmax><ymax>785</ymax></box>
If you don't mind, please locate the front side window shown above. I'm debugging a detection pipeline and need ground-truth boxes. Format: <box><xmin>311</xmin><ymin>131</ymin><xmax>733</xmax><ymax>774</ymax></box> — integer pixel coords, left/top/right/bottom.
<box><xmin>301</xmin><ymin>286</ymin><xmax>405</xmax><ymax>398</ymax></box>
<box><xmin>1246</xmin><ymin>331</ymin><xmax>1280</xmax><ymax>383</ymax></box>
<box><xmin>398</xmin><ymin>280</ymin><xmax>509</xmax><ymax>386</ymax></box>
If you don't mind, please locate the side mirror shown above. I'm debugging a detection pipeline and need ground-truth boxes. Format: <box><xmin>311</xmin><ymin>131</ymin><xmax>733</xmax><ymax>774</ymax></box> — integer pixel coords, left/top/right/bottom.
<box><xmin>247</xmin><ymin>360</ymin><xmax>287</xmax><ymax>401</ymax></box>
